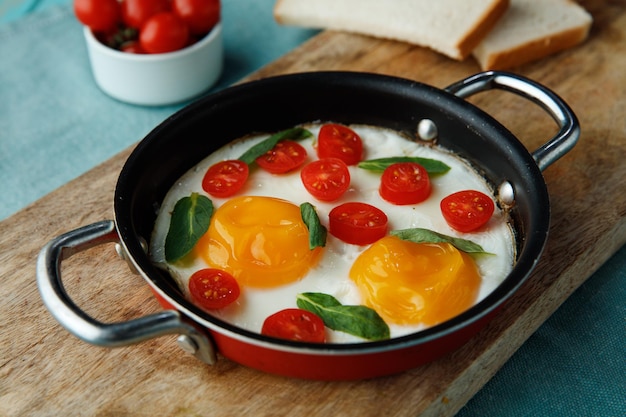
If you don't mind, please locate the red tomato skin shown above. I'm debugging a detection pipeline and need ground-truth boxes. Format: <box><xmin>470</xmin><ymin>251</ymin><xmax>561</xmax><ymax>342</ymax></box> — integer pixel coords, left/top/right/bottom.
<box><xmin>140</xmin><ymin>12</ymin><xmax>190</xmax><ymax>54</ymax></box>
<box><xmin>121</xmin><ymin>0</ymin><xmax>170</xmax><ymax>29</ymax></box>
<box><xmin>317</xmin><ymin>124</ymin><xmax>363</xmax><ymax>166</ymax></box>
<box><xmin>74</xmin><ymin>0</ymin><xmax>120</xmax><ymax>32</ymax></box>
<box><xmin>255</xmin><ymin>140</ymin><xmax>308</xmax><ymax>174</ymax></box>
<box><xmin>202</xmin><ymin>160</ymin><xmax>249</xmax><ymax>198</ymax></box>
<box><xmin>189</xmin><ymin>268</ymin><xmax>240</xmax><ymax>310</ymax></box>
<box><xmin>379</xmin><ymin>162</ymin><xmax>431</xmax><ymax>205</ymax></box>
<box><xmin>172</xmin><ymin>0</ymin><xmax>221</xmax><ymax>36</ymax></box>
<box><xmin>300</xmin><ymin>158</ymin><xmax>351</xmax><ymax>202</ymax></box>
<box><xmin>328</xmin><ymin>202</ymin><xmax>388</xmax><ymax>245</ymax></box>
<box><xmin>440</xmin><ymin>190</ymin><xmax>495</xmax><ymax>233</ymax></box>
<box><xmin>261</xmin><ymin>309</ymin><xmax>326</xmax><ymax>343</ymax></box>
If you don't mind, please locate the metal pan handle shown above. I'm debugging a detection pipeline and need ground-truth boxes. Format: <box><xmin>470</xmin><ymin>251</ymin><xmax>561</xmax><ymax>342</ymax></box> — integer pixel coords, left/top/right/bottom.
<box><xmin>36</xmin><ymin>220</ymin><xmax>216</xmax><ymax>365</ymax></box>
<box><xmin>444</xmin><ymin>71</ymin><xmax>580</xmax><ymax>172</ymax></box>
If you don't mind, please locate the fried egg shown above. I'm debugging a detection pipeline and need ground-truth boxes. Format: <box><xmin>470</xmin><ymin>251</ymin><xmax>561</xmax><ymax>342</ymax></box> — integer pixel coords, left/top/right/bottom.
<box><xmin>194</xmin><ymin>195</ymin><xmax>323</xmax><ymax>288</ymax></box>
<box><xmin>150</xmin><ymin>123</ymin><xmax>515</xmax><ymax>343</ymax></box>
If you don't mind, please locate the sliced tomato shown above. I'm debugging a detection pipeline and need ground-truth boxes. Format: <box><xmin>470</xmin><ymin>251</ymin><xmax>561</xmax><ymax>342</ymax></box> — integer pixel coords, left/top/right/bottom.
<box><xmin>317</xmin><ymin>124</ymin><xmax>363</xmax><ymax>165</ymax></box>
<box><xmin>261</xmin><ymin>308</ymin><xmax>326</xmax><ymax>343</ymax></box>
<box><xmin>202</xmin><ymin>159</ymin><xmax>249</xmax><ymax>198</ymax></box>
<box><xmin>255</xmin><ymin>140</ymin><xmax>308</xmax><ymax>174</ymax></box>
<box><xmin>300</xmin><ymin>157</ymin><xmax>350</xmax><ymax>202</ymax></box>
<box><xmin>440</xmin><ymin>190</ymin><xmax>495</xmax><ymax>232</ymax></box>
<box><xmin>188</xmin><ymin>268</ymin><xmax>240</xmax><ymax>310</ymax></box>
<box><xmin>379</xmin><ymin>162</ymin><xmax>431</xmax><ymax>205</ymax></box>
<box><xmin>328</xmin><ymin>202</ymin><xmax>388</xmax><ymax>245</ymax></box>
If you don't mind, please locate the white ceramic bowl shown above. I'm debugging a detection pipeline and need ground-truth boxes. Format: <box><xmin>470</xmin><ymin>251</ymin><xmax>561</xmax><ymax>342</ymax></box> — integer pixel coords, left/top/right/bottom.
<box><xmin>83</xmin><ymin>23</ymin><xmax>223</xmax><ymax>106</ymax></box>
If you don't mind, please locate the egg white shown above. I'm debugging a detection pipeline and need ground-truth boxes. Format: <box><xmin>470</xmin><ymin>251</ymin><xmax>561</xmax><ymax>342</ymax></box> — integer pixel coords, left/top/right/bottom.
<box><xmin>150</xmin><ymin>124</ymin><xmax>515</xmax><ymax>343</ymax></box>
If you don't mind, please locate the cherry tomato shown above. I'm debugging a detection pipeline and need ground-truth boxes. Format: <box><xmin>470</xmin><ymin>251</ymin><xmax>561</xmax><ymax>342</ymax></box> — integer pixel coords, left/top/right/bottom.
<box><xmin>300</xmin><ymin>158</ymin><xmax>350</xmax><ymax>202</ymax></box>
<box><xmin>121</xmin><ymin>0</ymin><xmax>170</xmax><ymax>30</ymax></box>
<box><xmin>74</xmin><ymin>0</ymin><xmax>120</xmax><ymax>32</ymax></box>
<box><xmin>139</xmin><ymin>12</ymin><xmax>190</xmax><ymax>54</ymax></box>
<box><xmin>255</xmin><ymin>140</ymin><xmax>308</xmax><ymax>174</ymax></box>
<box><xmin>440</xmin><ymin>190</ymin><xmax>495</xmax><ymax>232</ymax></box>
<box><xmin>328</xmin><ymin>202</ymin><xmax>388</xmax><ymax>245</ymax></box>
<box><xmin>261</xmin><ymin>308</ymin><xmax>326</xmax><ymax>343</ymax></box>
<box><xmin>188</xmin><ymin>268</ymin><xmax>240</xmax><ymax>310</ymax></box>
<box><xmin>317</xmin><ymin>124</ymin><xmax>363</xmax><ymax>165</ymax></box>
<box><xmin>379</xmin><ymin>162</ymin><xmax>431</xmax><ymax>205</ymax></box>
<box><xmin>202</xmin><ymin>160</ymin><xmax>249</xmax><ymax>198</ymax></box>
<box><xmin>120</xmin><ymin>41</ymin><xmax>145</xmax><ymax>54</ymax></box>
<box><xmin>172</xmin><ymin>0</ymin><xmax>221</xmax><ymax>36</ymax></box>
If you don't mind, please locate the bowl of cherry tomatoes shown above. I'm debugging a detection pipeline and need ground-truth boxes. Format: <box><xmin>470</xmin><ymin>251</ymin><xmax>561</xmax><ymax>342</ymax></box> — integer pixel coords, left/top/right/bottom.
<box><xmin>75</xmin><ymin>0</ymin><xmax>222</xmax><ymax>106</ymax></box>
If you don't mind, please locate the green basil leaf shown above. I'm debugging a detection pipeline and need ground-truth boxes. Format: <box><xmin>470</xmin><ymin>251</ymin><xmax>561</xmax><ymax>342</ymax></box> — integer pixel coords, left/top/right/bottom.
<box><xmin>297</xmin><ymin>293</ymin><xmax>390</xmax><ymax>341</ymax></box>
<box><xmin>358</xmin><ymin>156</ymin><xmax>450</xmax><ymax>175</ymax></box>
<box><xmin>165</xmin><ymin>193</ymin><xmax>214</xmax><ymax>262</ymax></box>
<box><xmin>390</xmin><ymin>227</ymin><xmax>492</xmax><ymax>255</ymax></box>
<box><xmin>300</xmin><ymin>202</ymin><xmax>327</xmax><ymax>249</ymax></box>
<box><xmin>238</xmin><ymin>127</ymin><xmax>313</xmax><ymax>164</ymax></box>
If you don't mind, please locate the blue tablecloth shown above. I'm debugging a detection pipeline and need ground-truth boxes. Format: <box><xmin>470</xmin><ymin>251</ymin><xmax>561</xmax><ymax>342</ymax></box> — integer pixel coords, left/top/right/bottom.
<box><xmin>1</xmin><ymin>1</ymin><xmax>624</xmax><ymax>415</ymax></box>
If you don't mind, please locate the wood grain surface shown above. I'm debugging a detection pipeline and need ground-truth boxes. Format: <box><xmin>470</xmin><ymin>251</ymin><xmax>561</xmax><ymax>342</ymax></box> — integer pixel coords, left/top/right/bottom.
<box><xmin>1</xmin><ymin>1</ymin><xmax>624</xmax><ymax>416</ymax></box>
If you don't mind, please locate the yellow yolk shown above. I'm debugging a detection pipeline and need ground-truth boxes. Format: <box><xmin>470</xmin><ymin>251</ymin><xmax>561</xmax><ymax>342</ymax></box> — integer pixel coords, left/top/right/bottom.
<box><xmin>195</xmin><ymin>196</ymin><xmax>321</xmax><ymax>288</ymax></box>
<box><xmin>349</xmin><ymin>236</ymin><xmax>480</xmax><ymax>326</ymax></box>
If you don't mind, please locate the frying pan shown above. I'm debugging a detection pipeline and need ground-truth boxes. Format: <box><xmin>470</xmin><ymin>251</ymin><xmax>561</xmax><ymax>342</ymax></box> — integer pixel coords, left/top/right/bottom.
<box><xmin>37</xmin><ymin>71</ymin><xmax>579</xmax><ymax>380</ymax></box>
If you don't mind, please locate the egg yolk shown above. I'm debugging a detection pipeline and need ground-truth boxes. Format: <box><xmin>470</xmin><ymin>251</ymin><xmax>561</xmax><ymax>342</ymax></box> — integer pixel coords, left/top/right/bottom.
<box><xmin>349</xmin><ymin>236</ymin><xmax>480</xmax><ymax>326</ymax></box>
<box><xmin>195</xmin><ymin>196</ymin><xmax>322</xmax><ymax>288</ymax></box>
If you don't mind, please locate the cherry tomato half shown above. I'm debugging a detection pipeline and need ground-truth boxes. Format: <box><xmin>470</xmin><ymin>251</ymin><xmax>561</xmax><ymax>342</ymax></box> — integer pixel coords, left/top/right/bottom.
<box><xmin>440</xmin><ymin>190</ymin><xmax>495</xmax><ymax>233</ymax></box>
<box><xmin>121</xmin><ymin>0</ymin><xmax>170</xmax><ymax>29</ymax></box>
<box><xmin>255</xmin><ymin>140</ymin><xmax>308</xmax><ymax>174</ymax></box>
<box><xmin>189</xmin><ymin>268</ymin><xmax>240</xmax><ymax>310</ymax></box>
<box><xmin>172</xmin><ymin>0</ymin><xmax>221</xmax><ymax>36</ymax></box>
<box><xmin>300</xmin><ymin>158</ymin><xmax>351</xmax><ymax>202</ymax></box>
<box><xmin>139</xmin><ymin>12</ymin><xmax>189</xmax><ymax>54</ymax></box>
<box><xmin>328</xmin><ymin>202</ymin><xmax>388</xmax><ymax>245</ymax></box>
<box><xmin>379</xmin><ymin>162</ymin><xmax>431</xmax><ymax>205</ymax></box>
<box><xmin>261</xmin><ymin>308</ymin><xmax>326</xmax><ymax>343</ymax></box>
<box><xmin>317</xmin><ymin>124</ymin><xmax>363</xmax><ymax>166</ymax></box>
<box><xmin>202</xmin><ymin>159</ymin><xmax>249</xmax><ymax>198</ymax></box>
<box><xmin>74</xmin><ymin>0</ymin><xmax>120</xmax><ymax>32</ymax></box>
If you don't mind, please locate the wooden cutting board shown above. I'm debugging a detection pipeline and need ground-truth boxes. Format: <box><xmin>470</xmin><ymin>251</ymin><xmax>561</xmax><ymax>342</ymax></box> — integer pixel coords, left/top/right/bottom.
<box><xmin>1</xmin><ymin>1</ymin><xmax>624</xmax><ymax>415</ymax></box>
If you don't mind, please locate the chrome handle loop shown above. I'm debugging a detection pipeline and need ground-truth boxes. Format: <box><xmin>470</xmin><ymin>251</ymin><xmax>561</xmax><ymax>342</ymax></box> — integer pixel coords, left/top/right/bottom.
<box><xmin>36</xmin><ymin>220</ymin><xmax>216</xmax><ymax>365</ymax></box>
<box><xmin>445</xmin><ymin>71</ymin><xmax>580</xmax><ymax>172</ymax></box>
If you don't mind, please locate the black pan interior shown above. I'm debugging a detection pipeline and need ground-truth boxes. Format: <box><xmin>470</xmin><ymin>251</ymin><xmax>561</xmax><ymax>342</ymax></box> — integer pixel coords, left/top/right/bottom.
<box><xmin>114</xmin><ymin>71</ymin><xmax>550</xmax><ymax>346</ymax></box>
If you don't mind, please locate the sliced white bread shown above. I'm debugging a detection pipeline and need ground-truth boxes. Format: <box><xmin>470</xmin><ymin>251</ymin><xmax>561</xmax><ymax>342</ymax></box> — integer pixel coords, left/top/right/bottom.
<box><xmin>472</xmin><ymin>0</ymin><xmax>593</xmax><ymax>70</ymax></box>
<box><xmin>273</xmin><ymin>0</ymin><xmax>510</xmax><ymax>60</ymax></box>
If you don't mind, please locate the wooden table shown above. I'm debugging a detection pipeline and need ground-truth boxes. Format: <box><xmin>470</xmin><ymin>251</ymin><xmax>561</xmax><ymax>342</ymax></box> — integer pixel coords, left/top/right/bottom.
<box><xmin>1</xmin><ymin>1</ymin><xmax>624</xmax><ymax>415</ymax></box>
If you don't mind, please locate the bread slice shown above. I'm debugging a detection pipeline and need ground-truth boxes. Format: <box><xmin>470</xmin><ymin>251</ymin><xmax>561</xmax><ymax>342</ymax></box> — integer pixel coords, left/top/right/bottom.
<box><xmin>274</xmin><ymin>0</ymin><xmax>510</xmax><ymax>60</ymax></box>
<box><xmin>472</xmin><ymin>0</ymin><xmax>593</xmax><ymax>70</ymax></box>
